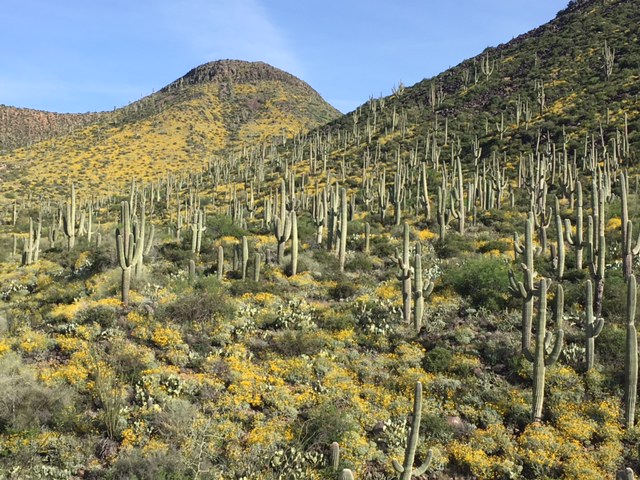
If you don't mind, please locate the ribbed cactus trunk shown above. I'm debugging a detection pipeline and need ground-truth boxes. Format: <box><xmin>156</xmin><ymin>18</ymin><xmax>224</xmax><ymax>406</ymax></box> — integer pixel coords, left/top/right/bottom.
<box><xmin>392</xmin><ymin>382</ymin><xmax>432</xmax><ymax>480</ymax></box>
<box><xmin>625</xmin><ymin>275</ymin><xmax>638</xmax><ymax>430</ymax></box>
<box><xmin>396</xmin><ymin>222</ymin><xmax>412</xmax><ymax>324</ymax></box>
<box><xmin>116</xmin><ymin>201</ymin><xmax>144</xmax><ymax>306</ymax></box>
<box><xmin>290</xmin><ymin>210</ymin><xmax>298</xmax><ymax>276</ymax></box>
<box><xmin>338</xmin><ymin>188</ymin><xmax>348</xmax><ymax>272</ymax></box>
<box><xmin>217</xmin><ymin>245</ymin><xmax>224</xmax><ymax>281</ymax></box>
<box><xmin>584</xmin><ymin>280</ymin><xmax>604</xmax><ymax>371</ymax></box>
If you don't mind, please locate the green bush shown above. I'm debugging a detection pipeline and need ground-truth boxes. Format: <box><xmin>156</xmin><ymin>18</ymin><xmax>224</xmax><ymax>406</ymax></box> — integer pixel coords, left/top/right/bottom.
<box><xmin>423</xmin><ymin>346</ymin><xmax>454</xmax><ymax>373</ymax></box>
<box><xmin>443</xmin><ymin>255</ymin><xmax>510</xmax><ymax>309</ymax></box>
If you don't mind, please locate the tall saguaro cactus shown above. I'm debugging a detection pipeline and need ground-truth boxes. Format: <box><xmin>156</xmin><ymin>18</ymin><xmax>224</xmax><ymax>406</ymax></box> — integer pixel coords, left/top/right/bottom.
<box><xmin>392</xmin><ymin>381</ymin><xmax>433</xmax><ymax>480</ymax></box>
<box><xmin>413</xmin><ymin>243</ymin><xmax>434</xmax><ymax>331</ymax></box>
<box><xmin>584</xmin><ymin>280</ymin><xmax>604</xmax><ymax>372</ymax></box>
<box><xmin>509</xmin><ymin>211</ymin><xmax>540</xmax><ymax>353</ymax></box>
<box><xmin>395</xmin><ymin>222</ymin><xmax>412</xmax><ymax>324</ymax></box>
<box><xmin>625</xmin><ymin>274</ymin><xmax>638</xmax><ymax>430</ymax></box>
<box><xmin>62</xmin><ymin>183</ymin><xmax>77</xmax><ymax>251</ymax></box>
<box><xmin>524</xmin><ymin>279</ymin><xmax>564</xmax><ymax>422</ymax></box>
<box><xmin>338</xmin><ymin>188</ymin><xmax>348</xmax><ymax>272</ymax></box>
<box><xmin>116</xmin><ymin>201</ymin><xmax>144</xmax><ymax>306</ymax></box>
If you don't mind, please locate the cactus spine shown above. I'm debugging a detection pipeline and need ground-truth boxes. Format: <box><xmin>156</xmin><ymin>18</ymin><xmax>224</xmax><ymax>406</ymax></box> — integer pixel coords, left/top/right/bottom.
<box><xmin>625</xmin><ymin>274</ymin><xmax>638</xmax><ymax>429</ymax></box>
<box><xmin>524</xmin><ymin>278</ymin><xmax>564</xmax><ymax>422</ymax></box>
<box><xmin>392</xmin><ymin>381</ymin><xmax>432</xmax><ymax>480</ymax></box>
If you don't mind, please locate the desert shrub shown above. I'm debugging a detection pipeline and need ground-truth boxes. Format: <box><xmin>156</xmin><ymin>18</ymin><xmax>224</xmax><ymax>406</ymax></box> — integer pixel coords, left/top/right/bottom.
<box><xmin>433</xmin><ymin>234</ymin><xmax>475</xmax><ymax>258</ymax></box>
<box><xmin>443</xmin><ymin>255</ymin><xmax>509</xmax><ymax>310</ymax></box>
<box><xmin>301</xmin><ymin>401</ymin><xmax>360</xmax><ymax>447</ymax></box>
<box><xmin>329</xmin><ymin>279</ymin><xmax>358</xmax><ymax>300</ymax></box>
<box><xmin>601</xmin><ymin>269</ymin><xmax>626</xmax><ymax>320</ymax></box>
<box><xmin>106</xmin><ymin>448</ymin><xmax>188</xmax><ymax>480</ymax></box>
<box><xmin>423</xmin><ymin>346</ymin><xmax>454</xmax><ymax>374</ymax></box>
<box><xmin>271</xmin><ymin>330</ymin><xmax>327</xmax><ymax>357</ymax></box>
<box><xmin>352</xmin><ymin>297</ymin><xmax>400</xmax><ymax>335</ymax></box>
<box><xmin>160</xmin><ymin>280</ymin><xmax>234</xmax><ymax>325</ymax></box>
<box><xmin>207</xmin><ymin>214</ymin><xmax>246</xmax><ymax>238</ymax></box>
<box><xmin>0</xmin><ymin>353</ymin><xmax>77</xmax><ymax>433</ymax></box>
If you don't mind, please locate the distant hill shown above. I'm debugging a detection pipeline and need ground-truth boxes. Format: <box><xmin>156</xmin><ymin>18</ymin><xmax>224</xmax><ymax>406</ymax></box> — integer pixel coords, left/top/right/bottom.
<box><xmin>0</xmin><ymin>60</ymin><xmax>340</xmax><ymax>197</ymax></box>
<box><xmin>0</xmin><ymin>105</ymin><xmax>105</xmax><ymax>151</ymax></box>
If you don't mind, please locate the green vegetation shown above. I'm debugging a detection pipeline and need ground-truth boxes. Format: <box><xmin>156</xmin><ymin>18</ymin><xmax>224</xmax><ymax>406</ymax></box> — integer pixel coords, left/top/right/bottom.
<box><xmin>1</xmin><ymin>0</ymin><xmax>640</xmax><ymax>478</ymax></box>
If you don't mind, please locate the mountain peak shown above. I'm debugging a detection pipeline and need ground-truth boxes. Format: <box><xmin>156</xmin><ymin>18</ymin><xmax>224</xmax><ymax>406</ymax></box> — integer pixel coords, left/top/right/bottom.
<box><xmin>162</xmin><ymin>59</ymin><xmax>316</xmax><ymax>95</ymax></box>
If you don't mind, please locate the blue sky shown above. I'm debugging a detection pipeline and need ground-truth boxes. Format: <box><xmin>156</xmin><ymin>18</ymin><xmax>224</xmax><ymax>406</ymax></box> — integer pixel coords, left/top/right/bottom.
<box><xmin>1</xmin><ymin>1</ymin><xmax>568</xmax><ymax>114</ymax></box>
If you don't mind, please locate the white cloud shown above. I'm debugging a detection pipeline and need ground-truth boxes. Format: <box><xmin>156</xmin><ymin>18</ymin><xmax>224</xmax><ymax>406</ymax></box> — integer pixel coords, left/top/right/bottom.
<box><xmin>159</xmin><ymin>0</ymin><xmax>303</xmax><ymax>77</ymax></box>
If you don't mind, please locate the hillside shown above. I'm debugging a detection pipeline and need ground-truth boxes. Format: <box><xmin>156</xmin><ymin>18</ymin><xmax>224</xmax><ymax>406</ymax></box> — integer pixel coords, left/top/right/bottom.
<box><xmin>3</xmin><ymin>0</ymin><xmax>640</xmax><ymax>479</ymax></box>
<box><xmin>0</xmin><ymin>60</ymin><xmax>340</xmax><ymax>198</ymax></box>
<box><xmin>0</xmin><ymin>106</ymin><xmax>105</xmax><ymax>152</ymax></box>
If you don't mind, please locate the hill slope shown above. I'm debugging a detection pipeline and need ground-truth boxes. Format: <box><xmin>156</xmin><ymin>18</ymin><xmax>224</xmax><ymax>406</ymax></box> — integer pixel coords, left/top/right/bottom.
<box><xmin>0</xmin><ymin>60</ymin><xmax>340</xmax><ymax>197</ymax></box>
<box><xmin>323</xmin><ymin>0</ymin><xmax>639</xmax><ymax>166</ymax></box>
<box><xmin>3</xmin><ymin>1</ymin><xmax>640</xmax><ymax>479</ymax></box>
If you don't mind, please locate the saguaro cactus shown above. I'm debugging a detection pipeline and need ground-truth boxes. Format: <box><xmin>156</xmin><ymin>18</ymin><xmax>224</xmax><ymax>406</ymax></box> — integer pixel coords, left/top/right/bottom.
<box><xmin>524</xmin><ymin>279</ymin><xmax>564</xmax><ymax>422</ymax></box>
<box><xmin>290</xmin><ymin>210</ymin><xmax>298</xmax><ymax>276</ymax></box>
<box><xmin>116</xmin><ymin>201</ymin><xmax>144</xmax><ymax>306</ymax></box>
<box><xmin>190</xmin><ymin>209</ymin><xmax>206</xmax><ymax>255</ymax></box>
<box><xmin>340</xmin><ymin>470</ymin><xmax>355</xmax><ymax>480</ymax></box>
<box><xmin>509</xmin><ymin>211</ymin><xmax>540</xmax><ymax>352</ymax></box>
<box><xmin>62</xmin><ymin>183</ymin><xmax>77</xmax><ymax>251</ymax></box>
<box><xmin>338</xmin><ymin>188</ymin><xmax>348</xmax><ymax>272</ymax></box>
<box><xmin>584</xmin><ymin>280</ymin><xmax>604</xmax><ymax>372</ymax></box>
<box><xmin>330</xmin><ymin>442</ymin><xmax>340</xmax><ymax>471</ymax></box>
<box><xmin>617</xmin><ymin>468</ymin><xmax>635</xmax><ymax>480</ymax></box>
<box><xmin>392</xmin><ymin>381</ymin><xmax>433</xmax><ymax>480</ymax></box>
<box><xmin>625</xmin><ymin>275</ymin><xmax>638</xmax><ymax>430</ymax></box>
<box><xmin>217</xmin><ymin>245</ymin><xmax>224</xmax><ymax>281</ymax></box>
<box><xmin>21</xmin><ymin>218</ymin><xmax>41</xmax><ymax>266</ymax></box>
<box><xmin>565</xmin><ymin>180</ymin><xmax>586</xmax><ymax>270</ymax></box>
<box><xmin>413</xmin><ymin>243</ymin><xmax>434</xmax><ymax>331</ymax></box>
<box><xmin>395</xmin><ymin>222</ymin><xmax>412</xmax><ymax>324</ymax></box>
